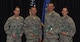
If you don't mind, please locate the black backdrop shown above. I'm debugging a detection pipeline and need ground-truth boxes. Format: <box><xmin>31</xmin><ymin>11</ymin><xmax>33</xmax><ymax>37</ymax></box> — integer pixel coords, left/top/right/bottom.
<box><xmin>0</xmin><ymin>0</ymin><xmax>80</xmax><ymax>42</ymax></box>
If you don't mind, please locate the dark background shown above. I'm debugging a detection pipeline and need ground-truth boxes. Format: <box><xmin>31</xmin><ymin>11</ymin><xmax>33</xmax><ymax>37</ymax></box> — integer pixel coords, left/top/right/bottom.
<box><xmin>0</xmin><ymin>0</ymin><xmax>80</xmax><ymax>42</ymax></box>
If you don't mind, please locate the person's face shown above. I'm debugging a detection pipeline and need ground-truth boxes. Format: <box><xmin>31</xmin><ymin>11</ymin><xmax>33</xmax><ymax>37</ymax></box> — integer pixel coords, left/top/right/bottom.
<box><xmin>30</xmin><ymin>8</ymin><xmax>37</xmax><ymax>15</ymax></box>
<box><xmin>62</xmin><ymin>8</ymin><xmax>68</xmax><ymax>16</ymax></box>
<box><xmin>13</xmin><ymin>7</ymin><xmax>20</xmax><ymax>16</ymax></box>
<box><xmin>47</xmin><ymin>4</ymin><xmax>55</xmax><ymax>12</ymax></box>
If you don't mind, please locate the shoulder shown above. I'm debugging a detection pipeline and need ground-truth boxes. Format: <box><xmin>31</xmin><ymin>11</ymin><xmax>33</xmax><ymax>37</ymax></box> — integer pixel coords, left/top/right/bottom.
<box><xmin>25</xmin><ymin>16</ymin><xmax>30</xmax><ymax>19</ymax></box>
<box><xmin>68</xmin><ymin>16</ymin><xmax>74</xmax><ymax>21</ymax></box>
<box><xmin>19</xmin><ymin>16</ymin><xmax>24</xmax><ymax>19</ymax></box>
<box><xmin>36</xmin><ymin>16</ymin><xmax>40</xmax><ymax>20</ymax></box>
<box><xmin>53</xmin><ymin>11</ymin><xmax>60</xmax><ymax>17</ymax></box>
<box><xmin>36</xmin><ymin>16</ymin><xmax>39</xmax><ymax>18</ymax></box>
<box><xmin>7</xmin><ymin>16</ymin><xmax>14</xmax><ymax>20</ymax></box>
<box><xmin>24</xmin><ymin>16</ymin><xmax>32</xmax><ymax>21</ymax></box>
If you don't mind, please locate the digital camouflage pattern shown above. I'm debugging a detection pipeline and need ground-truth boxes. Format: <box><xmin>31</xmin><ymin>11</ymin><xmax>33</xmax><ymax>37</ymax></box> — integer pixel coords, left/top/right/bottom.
<box><xmin>44</xmin><ymin>11</ymin><xmax>62</xmax><ymax>42</ymax></box>
<box><xmin>24</xmin><ymin>15</ymin><xmax>42</xmax><ymax>42</ymax></box>
<box><xmin>4</xmin><ymin>16</ymin><xmax>24</xmax><ymax>42</ymax></box>
<box><xmin>60</xmin><ymin>15</ymin><xmax>76</xmax><ymax>42</ymax></box>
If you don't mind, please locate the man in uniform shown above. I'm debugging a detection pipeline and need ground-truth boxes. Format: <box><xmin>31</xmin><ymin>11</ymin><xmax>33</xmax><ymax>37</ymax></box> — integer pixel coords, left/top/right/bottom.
<box><xmin>59</xmin><ymin>7</ymin><xmax>76</xmax><ymax>42</ymax></box>
<box><xmin>44</xmin><ymin>3</ymin><xmax>61</xmax><ymax>42</ymax></box>
<box><xmin>4</xmin><ymin>6</ymin><xmax>24</xmax><ymax>42</ymax></box>
<box><xmin>24</xmin><ymin>7</ymin><xmax>42</xmax><ymax>42</ymax></box>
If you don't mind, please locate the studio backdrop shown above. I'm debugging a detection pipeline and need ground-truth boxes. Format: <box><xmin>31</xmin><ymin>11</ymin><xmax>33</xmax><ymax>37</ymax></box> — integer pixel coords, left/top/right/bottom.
<box><xmin>0</xmin><ymin>0</ymin><xmax>80</xmax><ymax>42</ymax></box>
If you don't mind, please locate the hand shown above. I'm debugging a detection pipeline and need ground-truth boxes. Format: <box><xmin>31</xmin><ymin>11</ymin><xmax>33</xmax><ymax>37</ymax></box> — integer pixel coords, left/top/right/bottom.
<box><xmin>39</xmin><ymin>38</ymin><xmax>42</xmax><ymax>42</ymax></box>
<box><xmin>41</xmin><ymin>23</ymin><xmax>45</xmax><ymax>27</ymax></box>
<box><xmin>31</xmin><ymin>33</ymin><xmax>35</xmax><ymax>37</ymax></box>
<box><xmin>47</xmin><ymin>31</ymin><xmax>53</xmax><ymax>35</ymax></box>
<box><xmin>20</xmin><ymin>34</ymin><xmax>23</xmax><ymax>37</ymax></box>
<box><xmin>61</xmin><ymin>32</ymin><xmax>67</xmax><ymax>35</ymax></box>
<box><xmin>12</xmin><ymin>33</ymin><xmax>16</xmax><ymax>38</ymax></box>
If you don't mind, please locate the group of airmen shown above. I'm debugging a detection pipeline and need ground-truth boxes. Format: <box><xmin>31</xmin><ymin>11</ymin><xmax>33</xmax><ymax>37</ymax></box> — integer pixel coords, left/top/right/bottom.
<box><xmin>4</xmin><ymin>3</ymin><xmax>76</xmax><ymax>42</ymax></box>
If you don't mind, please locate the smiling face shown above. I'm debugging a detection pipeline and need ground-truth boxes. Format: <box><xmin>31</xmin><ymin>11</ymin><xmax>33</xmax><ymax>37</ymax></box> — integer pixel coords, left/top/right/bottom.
<box><xmin>47</xmin><ymin>3</ymin><xmax>55</xmax><ymax>12</ymax></box>
<box><xmin>62</xmin><ymin>8</ymin><xmax>68</xmax><ymax>16</ymax></box>
<box><xmin>30</xmin><ymin>7</ymin><xmax>37</xmax><ymax>16</ymax></box>
<box><xmin>13</xmin><ymin>7</ymin><xmax>20</xmax><ymax>16</ymax></box>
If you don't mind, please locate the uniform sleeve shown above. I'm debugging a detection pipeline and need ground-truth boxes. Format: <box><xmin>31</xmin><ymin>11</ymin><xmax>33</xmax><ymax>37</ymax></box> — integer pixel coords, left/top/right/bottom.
<box><xmin>38</xmin><ymin>25</ymin><xmax>42</xmax><ymax>39</ymax></box>
<box><xmin>38</xmin><ymin>18</ymin><xmax>42</xmax><ymax>39</ymax></box>
<box><xmin>66</xmin><ymin>18</ymin><xmax>76</xmax><ymax>37</ymax></box>
<box><xmin>23</xmin><ymin>18</ymin><xmax>29</xmax><ymax>35</ymax></box>
<box><xmin>44</xmin><ymin>15</ymin><xmax>49</xmax><ymax>33</ymax></box>
<box><xmin>4</xmin><ymin>18</ymin><xmax>11</xmax><ymax>35</ymax></box>
<box><xmin>56</xmin><ymin>14</ymin><xmax>62</xmax><ymax>33</ymax></box>
<box><xmin>20</xmin><ymin>17</ymin><xmax>24</xmax><ymax>35</ymax></box>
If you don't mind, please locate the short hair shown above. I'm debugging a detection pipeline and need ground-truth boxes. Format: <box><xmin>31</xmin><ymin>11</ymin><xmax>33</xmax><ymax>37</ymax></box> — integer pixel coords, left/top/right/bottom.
<box><xmin>63</xmin><ymin>7</ymin><xmax>67</xmax><ymax>8</ymax></box>
<box><xmin>14</xmin><ymin>6</ymin><xmax>20</xmax><ymax>10</ymax></box>
<box><xmin>30</xmin><ymin>7</ymin><xmax>37</xmax><ymax>10</ymax></box>
<box><xmin>62</xmin><ymin>7</ymin><xmax>69</xmax><ymax>11</ymax></box>
<box><xmin>47</xmin><ymin>2</ymin><xmax>55</xmax><ymax>6</ymax></box>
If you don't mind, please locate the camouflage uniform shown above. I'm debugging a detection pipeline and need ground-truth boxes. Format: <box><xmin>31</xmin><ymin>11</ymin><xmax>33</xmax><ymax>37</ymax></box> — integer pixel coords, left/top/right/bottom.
<box><xmin>44</xmin><ymin>11</ymin><xmax>61</xmax><ymax>42</ymax></box>
<box><xmin>24</xmin><ymin>15</ymin><xmax>42</xmax><ymax>42</ymax></box>
<box><xmin>4</xmin><ymin>16</ymin><xmax>24</xmax><ymax>42</ymax></box>
<box><xmin>60</xmin><ymin>15</ymin><xmax>76</xmax><ymax>42</ymax></box>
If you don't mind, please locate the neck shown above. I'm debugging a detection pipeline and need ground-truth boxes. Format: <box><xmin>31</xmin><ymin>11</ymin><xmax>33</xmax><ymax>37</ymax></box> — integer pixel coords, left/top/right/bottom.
<box><xmin>31</xmin><ymin>15</ymin><xmax>36</xmax><ymax>17</ymax></box>
<box><xmin>48</xmin><ymin>10</ymin><xmax>54</xmax><ymax>14</ymax></box>
<box><xmin>14</xmin><ymin>15</ymin><xmax>19</xmax><ymax>17</ymax></box>
<box><xmin>48</xmin><ymin>10</ymin><xmax>53</xmax><ymax>13</ymax></box>
<box><xmin>30</xmin><ymin>14</ymin><xmax>36</xmax><ymax>16</ymax></box>
<box><xmin>63</xmin><ymin>15</ymin><xmax>67</xmax><ymax>17</ymax></box>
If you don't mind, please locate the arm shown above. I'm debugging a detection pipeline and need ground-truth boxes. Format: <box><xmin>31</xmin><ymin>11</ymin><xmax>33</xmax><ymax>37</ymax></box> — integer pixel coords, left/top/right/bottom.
<box><xmin>23</xmin><ymin>18</ymin><xmax>29</xmax><ymax>35</ymax></box>
<box><xmin>66</xmin><ymin>18</ymin><xmax>76</xmax><ymax>37</ymax></box>
<box><xmin>4</xmin><ymin>18</ymin><xmax>11</xmax><ymax>35</ymax></box>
